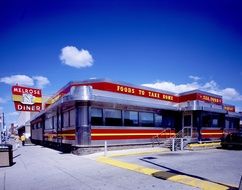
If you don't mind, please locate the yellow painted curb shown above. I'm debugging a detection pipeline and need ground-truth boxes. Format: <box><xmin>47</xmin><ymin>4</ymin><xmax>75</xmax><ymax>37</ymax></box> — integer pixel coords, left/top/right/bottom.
<box><xmin>188</xmin><ymin>142</ymin><xmax>220</xmax><ymax>148</ymax></box>
<box><xmin>108</xmin><ymin>148</ymin><xmax>166</xmax><ymax>158</ymax></box>
<box><xmin>97</xmin><ymin>150</ymin><xmax>236</xmax><ymax>190</ymax></box>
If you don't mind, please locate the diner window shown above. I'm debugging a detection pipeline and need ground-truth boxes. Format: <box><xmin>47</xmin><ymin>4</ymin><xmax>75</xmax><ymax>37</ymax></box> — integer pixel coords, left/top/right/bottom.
<box><xmin>211</xmin><ymin>118</ymin><xmax>219</xmax><ymax>128</ymax></box>
<box><xmin>70</xmin><ymin>109</ymin><xmax>76</xmax><ymax>128</ymax></box>
<box><xmin>225</xmin><ymin>119</ymin><xmax>230</xmax><ymax>128</ymax></box>
<box><xmin>202</xmin><ymin>115</ymin><xmax>210</xmax><ymax>127</ymax></box>
<box><xmin>124</xmin><ymin>111</ymin><xmax>138</xmax><ymax>126</ymax></box>
<box><xmin>104</xmin><ymin>109</ymin><xmax>122</xmax><ymax>126</ymax></box>
<box><xmin>228</xmin><ymin>118</ymin><xmax>239</xmax><ymax>129</ymax></box>
<box><xmin>154</xmin><ymin>114</ymin><xmax>162</xmax><ymax>127</ymax></box>
<box><xmin>91</xmin><ymin>108</ymin><xmax>103</xmax><ymax>125</ymax></box>
<box><xmin>40</xmin><ymin>122</ymin><xmax>43</xmax><ymax>129</ymax></box>
<box><xmin>63</xmin><ymin>111</ymin><xmax>70</xmax><ymax>128</ymax></box>
<box><xmin>139</xmin><ymin>112</ymin><xmax>154</xmax><ymax>127</ymax></box>
<box><xmin>163</xmin><ymin>116</ymin><xmax>175</xmax><ymax>128</ymax></box>
<box><xmin>184</xmin><ymin>115</ymin><xmax>191</xmax><ymax>127</ymax></box>
<box><xmin>45</xmin><ymin>117</ymin><xmax>52</xmax><ymax>129</ymax></box>
<box><xmin>53</xmin><ymin>116</ymin><xmax>57</xmax><ymax>130</ymax></box>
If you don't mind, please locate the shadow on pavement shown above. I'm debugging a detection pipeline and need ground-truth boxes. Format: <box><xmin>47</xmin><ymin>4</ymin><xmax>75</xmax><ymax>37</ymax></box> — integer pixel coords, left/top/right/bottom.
<box><xmin>13</xmin><ymin>154</ymin><xmax>21</xmax><ymax>159</ymax></box>
<box><xmin>22</xmin><ymin>144</ymin><xmax>36</xmax><ymax>146</ymax></box>
<box><xmin>140</xmin><ymin>158</ymin><xmax>238</xmax><ymax>190</ymax></box>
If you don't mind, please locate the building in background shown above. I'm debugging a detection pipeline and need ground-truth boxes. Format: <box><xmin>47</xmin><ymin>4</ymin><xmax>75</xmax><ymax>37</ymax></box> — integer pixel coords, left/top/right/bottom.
<box><xmin>9</xmin><ymin>123</ymin><xmax>17</xmax><ymax>135</ymax></box>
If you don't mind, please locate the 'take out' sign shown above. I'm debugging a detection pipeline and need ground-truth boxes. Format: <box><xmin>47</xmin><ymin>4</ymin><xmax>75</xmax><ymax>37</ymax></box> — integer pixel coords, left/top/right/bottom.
<box><xmin>12</xmin><ymin>85</ymin><xmax>42</xmax><ymax>112</ymax></box>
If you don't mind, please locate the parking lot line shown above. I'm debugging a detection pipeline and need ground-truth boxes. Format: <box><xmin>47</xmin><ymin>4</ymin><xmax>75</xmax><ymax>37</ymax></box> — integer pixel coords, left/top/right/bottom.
<box><xmin>97</xmin><ymin>152</ymin><xmax>236</xmax><ymax>190</ymax></box>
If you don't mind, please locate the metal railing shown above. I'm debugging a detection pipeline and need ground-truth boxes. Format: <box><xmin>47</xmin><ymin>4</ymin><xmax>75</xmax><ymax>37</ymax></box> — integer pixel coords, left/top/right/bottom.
<box><xmin>151</xmin><ymin>129</ymin><xmax>173</xmax><ymax>147</ymax></box>
<box><xmin>152</xmin><ymin>127</ymin><xmax>199</xmax><ymax>151</ymax></box>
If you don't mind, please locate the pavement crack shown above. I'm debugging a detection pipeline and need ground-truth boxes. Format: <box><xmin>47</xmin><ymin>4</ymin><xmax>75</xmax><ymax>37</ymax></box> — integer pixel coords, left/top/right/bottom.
<box><xmin>53</xmin><ymin>165</ymin><xmax>92</xmax><ymax>188</ymax></box>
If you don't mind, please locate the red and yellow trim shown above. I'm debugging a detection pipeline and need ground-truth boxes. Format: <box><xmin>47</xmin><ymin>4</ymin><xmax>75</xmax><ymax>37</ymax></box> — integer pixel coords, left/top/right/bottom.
<box><xmin>201</xmin><ymin>129</ymin><xmax>223</xmax><ymax>138</ymax></box>
<box><xmin>91</xmin><ymin>128</ymin><xmax>175</xmax><ymax>140</ymax></box>
<box><xmin>44</xmin><ymin>129</ymin><xmax>76</xmax><ymax>141</ymax></box>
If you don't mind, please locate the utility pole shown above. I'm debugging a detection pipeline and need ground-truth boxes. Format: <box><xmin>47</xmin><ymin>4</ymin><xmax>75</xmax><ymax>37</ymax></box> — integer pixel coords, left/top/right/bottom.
<box><xmin>0</xmin><ymin>112</ymin><xmax>2</xmax><ymax>144</ymax></box>
<box><xmin>3</xmin><ymin>112</ymin><xmax>5</xmax><ymax>143</ymax></box>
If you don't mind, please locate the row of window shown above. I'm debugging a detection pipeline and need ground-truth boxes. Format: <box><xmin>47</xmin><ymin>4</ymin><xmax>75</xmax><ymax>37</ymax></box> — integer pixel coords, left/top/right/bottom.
<box><xmin>32</xmin><ymin>108</ymin><xmax>239</xmax><ymax>130</ymax></box>
<box><xmin>32</xmin><ymin>122</ymin><xmax>43</xmax><ymax>130</ymax></box>
<box><xmin>225</xmin><ymin>118</ymin><xmax>239</xmax><ymax>129</ymax></box>
<box><xmin>33</xmin><ymin>108</ymin><xmax>176</xmax><ymax>129</ymax></box>
<box><xmin>43</xmin><ymin>109</ymin><xmax>76</xmax><ymax>130</ymax></box>
<box><xmin>192</xmin><ymin>112</ymin><xmax>239</xmax><ymax>129</ymax></box>
<box><xmin>91</xmin><ymin>108</ymin><xmax>175</xmax><ymax>128</ymax></box>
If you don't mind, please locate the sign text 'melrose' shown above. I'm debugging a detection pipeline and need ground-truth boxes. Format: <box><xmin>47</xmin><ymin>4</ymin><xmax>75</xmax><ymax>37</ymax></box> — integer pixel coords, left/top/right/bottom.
<box><xmin>12</xmin><ymin>85</ymin><xmax>42</xmax><ymax>112</ymax></box>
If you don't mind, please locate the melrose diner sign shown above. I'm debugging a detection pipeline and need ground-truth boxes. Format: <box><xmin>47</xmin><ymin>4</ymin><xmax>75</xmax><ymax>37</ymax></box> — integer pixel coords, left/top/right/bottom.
<box><xmin>12</xmin><ymin>85</ymin><xmax>42</xmax><ymax>112</ymax></box>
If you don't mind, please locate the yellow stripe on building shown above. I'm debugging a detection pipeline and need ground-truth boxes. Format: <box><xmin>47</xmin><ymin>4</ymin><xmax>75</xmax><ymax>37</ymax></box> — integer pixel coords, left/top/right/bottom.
<box><xmin>33</xmin><ymin>97</ymin><xmax>42</xmax><ymax>103</ymax></box>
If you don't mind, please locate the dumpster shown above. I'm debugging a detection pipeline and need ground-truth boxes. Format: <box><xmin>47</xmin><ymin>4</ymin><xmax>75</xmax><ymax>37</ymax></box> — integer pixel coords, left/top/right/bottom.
<box><xmin>0</xmin><ymin>144</ymin><xmax>13</xmax><ymax>167</ymax></box>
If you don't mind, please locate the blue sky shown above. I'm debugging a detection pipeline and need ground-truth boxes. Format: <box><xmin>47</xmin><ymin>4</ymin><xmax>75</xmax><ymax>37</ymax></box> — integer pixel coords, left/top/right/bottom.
<box><xmin>0</xmin><ymin>0</ymin><xmax>242</xmax><ymax>126</ymax></box>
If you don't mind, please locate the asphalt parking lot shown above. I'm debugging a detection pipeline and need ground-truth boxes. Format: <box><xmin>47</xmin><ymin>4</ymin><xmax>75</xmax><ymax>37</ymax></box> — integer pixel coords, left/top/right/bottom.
<box><xmin>0</xmin><ymin>144</ymin><xmax>241</xmax><ymax>190</ymax></box>
<box><xmin>102</xmin><ymin>148</ymin><xmax>242</xmax><ymax>189</ymax></box>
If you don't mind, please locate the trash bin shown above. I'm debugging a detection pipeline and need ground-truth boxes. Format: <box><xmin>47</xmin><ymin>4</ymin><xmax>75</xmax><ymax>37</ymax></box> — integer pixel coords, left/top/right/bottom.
<box><xmin>0</xmin><ymin>144</ymin><xmax>13</xmax><ymax>167</ymax></box>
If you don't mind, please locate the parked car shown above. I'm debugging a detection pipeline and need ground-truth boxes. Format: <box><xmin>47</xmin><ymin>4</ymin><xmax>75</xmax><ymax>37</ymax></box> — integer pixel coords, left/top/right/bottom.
<box><xmin>221</xmin><ymin>132</ymin><xmax>242</xmax><ymax>149</ymax></box>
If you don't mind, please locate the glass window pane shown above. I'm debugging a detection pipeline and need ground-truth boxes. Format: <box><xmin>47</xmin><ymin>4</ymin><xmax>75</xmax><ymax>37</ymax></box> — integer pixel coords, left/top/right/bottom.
<box><xmin>212</xmin><ymin>119</ymin><xmax>218</xmax><ymax>127</ymax></box>
<box><xmin>230</xmin><ymin>120</ymin><xmax>234</xmax><ymax>129</ymax></box>
<box><xmin>45</xmin><ymin>117</ymin><xmax>52</xmax><ymax>129</ymax></box>
<box><xmin>225</xmin><ymin>119</ymin><xmax>229</xmax><ymax>128</ymax></box>
<box><xmin>184</xmin><ymin>115</ymin><xmax>191</xmax><ymax>127</ymax></box>
<box><xmin>155</xmin><ymin>114</ymin><xmax>162</xmax><ymax>127</ymax></box>
<box><xmin>124</xmin><ymin>111</ymin><xmax>138</xmax><ymax>126</ymax></box>
<box><xmin>202</xmin><ymin>115</ymin><xmax>210</xmax><ymax>127</ymax></box>
<box><xmin>63</xmin><ymin>111</ymin><xmax>69</xmax><ymax>128</ymax></box>
<box><xmin>162</xmin><ymin>115</ymin><xmax>175</xmax><ymax>128</ymax></box>
<box><xmin>139</xmin><ymin>112</ymin><xmax>154</xmax><ymax>127</ymax></box>
<box><xmin>53</xmin><ymin>116</ymin><xmax>57</xmax><ymax>130</ymax></box>
<box><xmin>105</xmin><ymin>109</ymin><xmax>122</xmax><ymax>126</ymax></box>
<box><xmin>70</xmin><ymin>109</ymin><xmax>76</xmax><ymax>127</ymax></box>
<box><xmin>91</xmin><ymin>108</ymin><xmax>103</xmax><ymax>125</ymax></box>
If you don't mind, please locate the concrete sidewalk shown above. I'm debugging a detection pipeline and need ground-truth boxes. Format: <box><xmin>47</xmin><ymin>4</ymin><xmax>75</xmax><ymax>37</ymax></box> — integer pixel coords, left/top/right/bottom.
<box><xmin>0</xmin><ymin>144</ymin><xmax>197</xmax><ymax>190</ymax></box>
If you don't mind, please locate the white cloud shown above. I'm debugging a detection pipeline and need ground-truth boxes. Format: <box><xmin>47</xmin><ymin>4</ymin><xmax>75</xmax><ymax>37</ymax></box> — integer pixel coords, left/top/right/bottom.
<box><xmin>60</xmin><ymin>46</ymin><xmax>94</xmax><ymax>68</ymax></box>
<box><xmin>33</xmin><ymin>76</ymin><xmax>50</xmax><ymax>88</ymax></box>
<box><xmin>189</xmin><ymin>75</ymin><xmax>201</xmax><ymax>81</ymax></box>
<box><xmin>0</xmin><ymin>97</ymin><xmax>6</xmax><ymax>104</ymax></box>
<box><xmin>217</xmin><ymin>88</ymin><xmax>242</xmax><ymax>101</ymax></box>
<box><xmin>142</xmin><ymin>79</ymin><xmax>242</xmax><ymax>101</ymax></box>
<box><xmin>0</xmin><ymin>75</ymin><xmax>50</xmax><ymax>89</ymax></box>
<box><xmin>0</xmin><ymin>75</ymin><xmax>34</xmax><ymax>86</ymax></box>
<box><xmin>143</xmin><ymin>81</ymin><xmax>199</xmax><ymax>94</ymax></box>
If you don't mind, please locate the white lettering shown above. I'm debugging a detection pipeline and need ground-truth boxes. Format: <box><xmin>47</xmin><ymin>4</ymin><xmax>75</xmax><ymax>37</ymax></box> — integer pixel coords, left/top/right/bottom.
<box><xmin>17</xmin><ymin>104</ymin><xmax>23</xmax><ymax>110</ymax></box>
<box><xmin>13</xmin><ymin>87</ymin><xmax>41</xmax><ymax>95</ymax></box>
<box><xmin>16</xmin><ymin>103</ymin><xmax>41</xmax><ymax>112</ymax></box>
